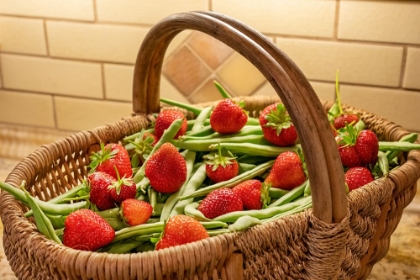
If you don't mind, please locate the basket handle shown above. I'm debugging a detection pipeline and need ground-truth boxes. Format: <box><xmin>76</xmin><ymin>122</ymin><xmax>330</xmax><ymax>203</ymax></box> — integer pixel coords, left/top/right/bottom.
<box><xmin>132</xmin><ymin>12</ymin><xmax>347</xmax><ymax>224</ymax></box>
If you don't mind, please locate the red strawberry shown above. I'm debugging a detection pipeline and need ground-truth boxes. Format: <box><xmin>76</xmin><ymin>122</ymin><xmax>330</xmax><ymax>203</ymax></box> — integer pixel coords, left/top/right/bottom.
<box><xmin>198</xmin><ymin>188</ymin><xmax>243</xmax><ymax>219</ymax></box>
<box><xmin>108</xmin><ymin>177</ymin><xmax>137</xmax><ymax>204</ymax></box>
<box><xmin>63</xmin><ymin>209</ymin><xmax>115</xmax><ymax>251</ymax></box>
<box><xmin>88</xmin><ymin>171</ymin><xmax>116</xmax><ymax>210</ymax></box>
<box><xmin>355</xmin><ymin>130</ymin><xmax>379</xmax><ymax>165</ymax></box>
<box><xmin>210</xmin><ymin>99</ymin><xmax>248</xmax><ymax>134</ymax></box>
<box><xmin>120</xmin><ymin>199</ymin><xmax>153</xmax><ymax>226</ymax></box>
<box><xmin>89</xmin><ymin>143</ymin><xmax>132</xmax><ymax>179</ymax></box>
<box><xmin>264</xmin><ymin>151</ymin><xmax>306</xmax><ymax>190</ymax></box>
<box><xmin>128</xmin><ymin>130</ymin><xmax>158</xmax><ymax>168</ymax></box>
<box><xmin>232</xmin><ymin>180</ymin><xmax>268</xmax><ymax>210</ymax></box>
<box><xmin>333</xmin><ymin>114</ymin><xmax>359</xmax><ymax>130</ymax></box>
<box><xmin>345</xmin><ymin>167</ymin><xmax>374</xmax><ymax>191</ymax></box>
<box><xmin>204</xmin><ymin>146</ymin><xmax>239</xmax><ymax>183</ymax></box>
<box><xmin>154</xmin><ymin>109</ymin><xmax>187</xmax><ymax>140</ymax></box>
<box><xmin>155</xmin><ymin>215</ymin><xmax>209</xmax><ymax>250</ymax></box>
<box><xmin>145</xmin><ymin>142</ymin><xmax>187</xmax><ymax>193</ymax></box>
<box><xmin>337</xmin><ymin>126</ymin><xmax>379</xmax><ymax>167</ymax></box>
<box><xmin>259</xmin><ymin>103</ymin><xmax>297</xmax><ymax>146</ymax></box>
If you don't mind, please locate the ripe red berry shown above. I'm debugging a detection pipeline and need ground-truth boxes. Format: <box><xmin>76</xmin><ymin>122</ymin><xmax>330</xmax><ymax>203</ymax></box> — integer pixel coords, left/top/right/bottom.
<box><xmin>120</xmin><ymin>199</ymin><xmax>153</xmax><ymax>226</ymax></box>
<box><xmin>345</xmin><ymin>167</ymin><xmax>374</xmax><ymax>191</ymax></box>
<box><xmin>210</xmin><ymin>99</ymin><xmax>248</xmax><ymax>134</ymax></box>
<box><xmin>334</xmin><ymin>114</ymin><xmax>359</xmax><ymax>130</ymax></box>
<box><xmin>232</xmin><ymin>180</ymin><xmax>267</xmax><ymax>210</ymax></box>
<box><xmin>89</xmin><ymin>143</ymin><xmax>132</xmax><ymax>179</ymax></box>
<box><xmin>154</xmin><ymin>110</ymin><xmax>188</xmax><ymax>140</ymax></box>
<box><xmin>198</xmin><ymin>188</ymin><xmax>243</xmax><ymax>219</ymax></box>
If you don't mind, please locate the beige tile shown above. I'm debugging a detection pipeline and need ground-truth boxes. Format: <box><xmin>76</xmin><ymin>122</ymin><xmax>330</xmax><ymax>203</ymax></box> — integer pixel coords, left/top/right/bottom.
<box><xmin>160</xmin><ymin>76</ymin><xmax>190</xmax><ymax>104</ymax></box>
<box><xmin>403</xmin><ymin>48</ymin><xmax>420</xmax><ymax>90</ymax></box>
<box><xmin>188</xmin><ymin>31</ymin><xmax>234</xmax><ymax>70</ymax></box>
<box><xmin>0</xmin><ymin>90</ymin><xmax>54</xmax><ymax>127</ymax></box>
<box><xmin>55</xmin><ymin>97</ymin><xmax>132</xmax><ymax>131</ymax></box>
<box><xmin>165</xmin><ymin>30</ymin><xmax>193</xmax><ymax>59</ymax></box>
<box><xmin>252</xmin><ymin>80</ymin><xmax>335</xmax><ymax>103</ymax></box>
<box><xmin>340</xmin><ymin>85</ymin><xmax>420</xmax><ymax>133</ymax></box>
<box><xmin>162</xmin><ymin>46</ymin><xmax>211</xmax><ymax>95</ymax></box>
<box><xmin>217</xmin><ymin>53</ymin><xmax>266</xmax><ymax>96</ymax></box>
<box><xmin>104</xmin><ymin>64</ymin><xmax>134</xmax><ymax>102</ymax></box>
<box><xmin>47</xmin><ymin>21</ymin><xmax>149</xmax><ymax>64</ymax></box>
<box><xmin>96</xmin><ymin>0</ymin><xmax>208</xmax><ymax>24</ymax></box>
<box><xmin>276</xmin><ymin>38</ymin><xmax>404</xmax><ymax>87</ymax></box>
<box><xmin>339</xmin><ymin>1</ymin><xmax>420</xmax><ymax>44</ymax></box>
<box><xmin>0</xmin><ymin>0</ymin><xmax>94</xmax><ymax>21</ymax></box>
<box><xmin>0</xmin><ymin>16</ymin><xmax>47</xmax><ymax>55</ymax></box>
<box><xmin>213</xmin><ymin>0</ymin><xmax>336</xmax><ymax>38</ymax></box>
<box><xmin>1</xmin><ymin>54</ymin><xmax>103</xmax><ymax>98</ymax></box>
<box><xmin>189</xmin><ymin>78</ymin><xmax>230</xmax><ymax>104</ymax></box>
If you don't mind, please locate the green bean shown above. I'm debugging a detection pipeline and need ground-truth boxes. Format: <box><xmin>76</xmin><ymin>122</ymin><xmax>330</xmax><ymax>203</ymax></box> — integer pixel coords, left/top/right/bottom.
<box><xmin>213</xmin><ymin>200</ymin><xmax>305</xmax><ymax>223</ymax></box>
<box><xmin>148</xmin><ymin>187</ymin><xmax>158</xmax><ymax>216</ymax></box>
<box><xmin>200</xmin><ymin>220</ymin><xmax>228</xmax><ymax>229</ymax></box>
<box><xmin>170</xmin><ymin>163</ymin><xmax>207</xmax><ymax>217</ymax></box>
<box><xmin>99</xmin><ymin>238</ymin><xmax>143</xmax><ymax>254</ymax></box>
<box><xmin>0</xmin><ymin>181</ymin><xmax>88</xmax><ymax>215</ymax></box>
<box><xmin>135</xmin><ymin>242</ymin><xmax>155</xmax><ymax>252</ymax></box>
<box><xmin>267</xmin><ymin>180</ymin><xmax>307</xmax><ymax>208</ymax></box>
<box><xmin>179</xmin><ymin>160</ymin><xmax>274</xmax><ymax>200</ymax></box>
<box><xmin>44</xmin><ymin>214</ymin><xmax>66</xmax><ymax>229</ymax></box>
<box><xmin>238</xmin><ymin>163</ymin><xmax>257</xmax><ymax>173</ymax></box>
<box><xmin>269</xmin><ymin>188</ymin><xmax>289</xmax><ymax>199</ymax></box>
<box><xmin>262</xmin><ymin>196</ymin><xmax>312</xmax><ymax>223</ymax></box>
<box><xmin>184</xmin><ymin>202</ymin><xmax>210</xmax><ymax>221</ymax></box>
<box><xmin>228</xmin><ymin>216</ymin><xmax>262</xmax><ymax>232</ymax></box>
<box><xmin>181</xmin><ymin>125</ymin><xmax>263</xmax><ymax>141</ymax></box>
<box><xmin>378</xmin><ymin>141</ymin><xmax>420</xmax><ymax>152</ymax></box>
<box><xmin>160</xmin><ymin>98</ymin><xmax>203</xmax><ymax>115</ymax></box>
<box><xmin>172</xmin><ymin>134</ymin><xmax>268</xmax><ymax>152</ymax></box>
<box><xmin>214</xmin><ymin>81</ymin><xmax>232</xmax><ymax>99</ymax></box>
<box><xmin>104</xmin><ymin>217</ymin><xmax>127</xmax><ymax>231</ymax></box>
<box><xmin>123</xmin><ymin>127</ymin><xmax>155</xmax><ymax>143</ymax></box>
<box><xmin>24</xmin><ymin>183</ymin><xmax>86</xmax><ymax>217</ymax></box>
<box><xmin>304</xmin><ymin>181</ymin><xmax>311</xmax><ymax>197</ymax></box>
<box><xmin>377</xmin><ymin>151</ymin><xmax>389</xmax><ymax>177</ymax></box>
<box><xmin>23</xmin><ymin>186</ymin><xmax>62</xmax><ymax>244</ymax></box>
<box><xmin>206</xmin><ymin>228</ymin><xmax>230</xmax><ymax>236</ymax></box>
<box><xmin>385</xmin><ymin>133</ymin><xmax>418</xmax><ymax>162</ymax></box>
<box><xmin>209</xmin><ymin>143</ymin><xmax>298</xmax><ymax>157</ymax></box>
<box><xmin>353</xmin><ymin>120</ymin><xmax>365</xmax><ymax>132</ymax></box>
<box><xmin>113</xmin><ymin>222</ymin><xmax>164</xmax><ymax>243</ymax></box>
<box><xmin>133</xmin><ymin>118</ymin><xmax>184</xmax><ymax>183</ymax></box>
<box><xmin>186</xmin><ymin>124</ymin><xmax>214</xmax><ymax>137</ymax></box>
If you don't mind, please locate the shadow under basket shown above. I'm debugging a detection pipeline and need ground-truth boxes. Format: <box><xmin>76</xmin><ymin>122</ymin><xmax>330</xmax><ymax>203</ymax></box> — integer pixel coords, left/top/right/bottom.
<box><xmin>1</xmin><ymin>11</ymin><xmax>420</xmax><ymax>280</ymax></box>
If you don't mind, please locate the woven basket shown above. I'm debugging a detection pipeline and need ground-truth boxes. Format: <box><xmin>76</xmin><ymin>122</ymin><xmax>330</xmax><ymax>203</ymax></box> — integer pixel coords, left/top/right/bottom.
<box><xmin>1</xmin><ymin>11</ymin><xmax>420</xmax><ymax>280</ymax></box>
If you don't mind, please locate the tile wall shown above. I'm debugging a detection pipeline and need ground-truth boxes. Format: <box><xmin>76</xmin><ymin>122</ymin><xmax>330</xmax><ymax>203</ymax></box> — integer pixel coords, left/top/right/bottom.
<box><xmin>0</xmin><ymin>0</ymin><xmax>419</xmax><ymax>133</ymax></box>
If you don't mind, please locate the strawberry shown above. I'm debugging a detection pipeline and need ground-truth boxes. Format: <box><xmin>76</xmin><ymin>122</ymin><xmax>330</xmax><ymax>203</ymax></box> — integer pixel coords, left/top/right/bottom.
<box><xmin>204</xmin><ymin>146</ymin><xmax>239</xmax><ymax>183</ymax></box>
<box><xmin>264</xmin><ymin>151</ymin><xmax>306</xmax><ymax>190</ymax></box>
<box><xmin>337</xmin><ymin>126</ymin><xmax>379</xmax><ymax>167</ymax></box>
<box><xmin>232</xmin><ymin>180</ymin><xmax>268</xmax><ymax>210</ymax></box>
<box><xmin>155</xmin><ymin>214</ymin><xmax>209</xmax><ymax>250</ymax></box>
<box><xmin>259</xmin><ymin>103</ymin><xmax>297</xmax><ymax>146</ymax></box>
<box><xmin>108</xmin><ymin>176</ymin><xmax>137</xmax><ymax>204</ymax></box>
<box><xmin>128</xmin><ymin>130</ymin><xmax>157</xmax><ymax>168</ymax></box>
<box><xmin>63</xmin><ymin>209</ymin><xmax>115</xmax><ymax>251</ymax></box>
<box><xmin>120</xmin><ymin>199</ymin><xmax>153</xmax><ymax>226</ymax></box>
<box><xmin>154</xmin><ymin>109</ymin><xmax>187</xmax><ymax>140</ymax></box>
<box><xmin>145</xmin><ymin>142</ymin><xmax>187</xmax><ymax>193</ymax></box>
<box><xmin>88</xmin><ymin>171</ymin><xmax>116</xmax><ymax>210</ymax></box>
<box><xmin>89</xmin><ymin>143</ymin><xmax>132</xmax><ymax>179</ymax></box>
<box><xmin>198</xmin><ymin>188</ymin><xmax>243</xmax><ymax>219</ymax></box>
<box><xmin>355</xmin><ymin>130</ymin><xmax>379</xmax><ymax>165</ymax></box>
<box><xmin>333</xmin><ymin>114</ymin><xmax>359</xmax><ymax>130</ymax></box>
<box><xmin>210</xmin><ymin>99</ymin><xmax>248</xmax><ymax>134</ymax></box>
<box><xmin>344</xmin><ymin>167</ymin><xmax>374</xmax><ymax>191</ymax></box>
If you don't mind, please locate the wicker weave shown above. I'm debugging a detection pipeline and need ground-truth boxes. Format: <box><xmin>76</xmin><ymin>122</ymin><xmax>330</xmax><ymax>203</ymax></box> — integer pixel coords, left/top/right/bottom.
<box><xmin>1</xmin><ymin>11</ymin><xmax>420</xmax><ymax>280</ymax></box>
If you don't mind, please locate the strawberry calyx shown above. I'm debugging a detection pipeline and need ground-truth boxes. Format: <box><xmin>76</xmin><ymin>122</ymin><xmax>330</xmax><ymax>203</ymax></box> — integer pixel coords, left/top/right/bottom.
<box><xmin>129</xmin><ymin>130</ymin><xmax>155</xmax><ymax>166</ymax></box>
<box><xmin>336</xmin><ymin>124</ymin><xmax>359</xmax><ymax>147</ymax></box>
<box><xmin>89</xmin><ymin>142</ymin><xmax>117</xmax><ymax>172</ymax></box>
<box><xmin>108</xmin><ymin>167</ymin><xmax>133</xmax><ymax>195</ymax></box>
<box><xmin>204</xmin><ymin>145</ymin><xmax>237</xmax><ymax>171</ymax></box>
<box><xmin>263</xmin><ymin>103</ymin><xmax>293</xmax><ymax>136</ymax></box>
<box><xmin>261</xmin><ymin>182</ymin><xmax>271</xmax><ymax>209</ymax></box>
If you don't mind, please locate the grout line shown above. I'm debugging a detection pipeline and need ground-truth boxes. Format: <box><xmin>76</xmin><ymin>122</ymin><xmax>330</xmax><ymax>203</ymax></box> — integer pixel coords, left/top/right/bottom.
<box><xmin>0</xmin><ymin>13</ymin><xmax>95</xmax><ymax>23</ymax></box>
<box><xmin>333</xmin><ymin>0</ymin><xmax>341</xmax><ymax>40</ymax></box>
<box><xmin>93</xmin><ymin>0</ymin><xmax>98</xmax><ymax>22</ymax></box>
<box><xmin>51</xmin><ymin>95</ymin><xmax>59</xmax><ymax>129</ymax></box>
<box><xmin>399</xmin><ymin>47</ymin><xmax>408</xmax><ymax>88</ymax></box>
<box><xmin>0</xmin><ymin>55</ymin><xmax>4</xmax><ymax>89</ymax></box>
<box><xmin>100</xmin><ymin>63</ymin><xmax>107</xmax><ymax>100</ymax></box>
<box><xmin>43</xmin><ymin>19</ymin><xmax>50</xmax><ymax>56</ymax></box>
<box><xmin>209</xmin><ymin>0</ymin><xmax>213</xmax><ymax>11</ymax></box>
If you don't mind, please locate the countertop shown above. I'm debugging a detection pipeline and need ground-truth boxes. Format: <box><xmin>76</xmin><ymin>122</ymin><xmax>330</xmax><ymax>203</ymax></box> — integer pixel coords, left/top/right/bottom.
<box><xmin>0</xmin><ymin>124</ymin><xmax>419</xmax><ymax>279</ymax></box>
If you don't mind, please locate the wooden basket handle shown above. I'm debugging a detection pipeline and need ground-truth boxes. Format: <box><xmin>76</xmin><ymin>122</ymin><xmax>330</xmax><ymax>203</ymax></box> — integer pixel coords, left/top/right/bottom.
<box><xmin>132</xmin><ymin>12</ymin><xmax>347</xmax><ymax>224</ymax></box>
